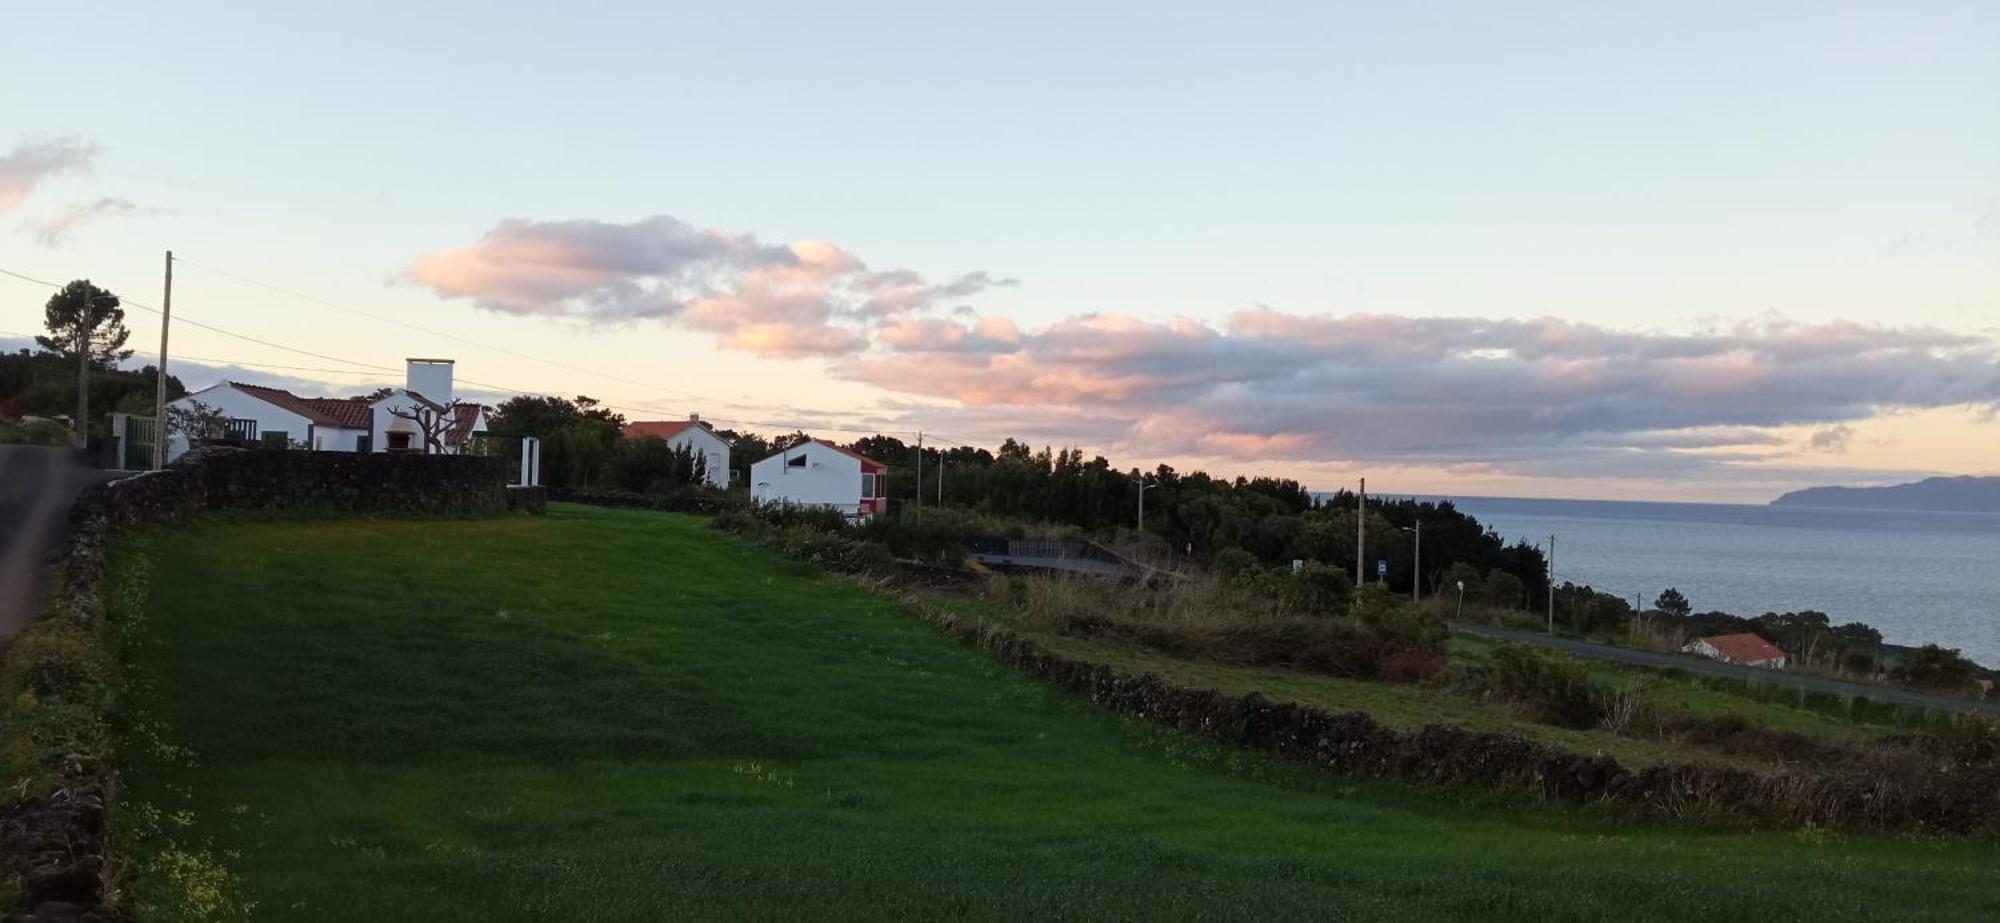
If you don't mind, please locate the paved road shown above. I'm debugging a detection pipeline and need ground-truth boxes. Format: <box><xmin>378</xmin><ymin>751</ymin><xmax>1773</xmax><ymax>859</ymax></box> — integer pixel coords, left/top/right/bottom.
<box><xmin>1452</xmin><ymin>622</ymin><xmax>2000</xmax><ymax>715</ymax></box>
<box><xmin>0</xmin><ymin>445</ymin><xmax>123</xmax><ymax>639</ymax></box>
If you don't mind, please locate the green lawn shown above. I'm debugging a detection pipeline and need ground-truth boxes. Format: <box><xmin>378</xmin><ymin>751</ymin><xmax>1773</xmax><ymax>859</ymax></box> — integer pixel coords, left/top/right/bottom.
<box><xmin>113</xmin><ymin>504</ymin><xmax>2000</xmax><ymax>921</ymax></box>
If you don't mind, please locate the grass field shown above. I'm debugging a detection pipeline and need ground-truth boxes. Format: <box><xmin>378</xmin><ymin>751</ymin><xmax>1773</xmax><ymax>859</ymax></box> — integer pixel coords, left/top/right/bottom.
<box><xmin>112</xmin><ymin>504</ymin><xmax>2000</xmax><ymax>921</ymax></box>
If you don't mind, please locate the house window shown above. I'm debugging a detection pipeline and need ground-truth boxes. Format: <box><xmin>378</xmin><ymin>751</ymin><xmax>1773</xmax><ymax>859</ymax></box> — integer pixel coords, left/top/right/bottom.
<box><xmin>356</xmin><ymin>433</ymin><xmax>371</xmax><ymax>453</ymax></box>
<box><xmin>862</xmin><ymin>473</ymin><xmax>880</xmax><ymax>498</ymax></box>
<box><xmin>787</xmin><ymin>454</ymin><xmax>807</xmax><ymax>468</ymax></box>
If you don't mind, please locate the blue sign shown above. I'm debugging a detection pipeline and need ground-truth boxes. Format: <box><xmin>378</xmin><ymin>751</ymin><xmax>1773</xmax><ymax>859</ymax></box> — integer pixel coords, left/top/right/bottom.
<box><xmin>1376</xmin><ymin>559</ymin><xmax>1388</xmax><ymax>577</ymax></box>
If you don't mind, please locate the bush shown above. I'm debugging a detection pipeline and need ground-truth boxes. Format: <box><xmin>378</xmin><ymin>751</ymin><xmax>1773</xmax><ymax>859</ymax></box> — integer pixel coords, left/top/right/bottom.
<box><xmin>1479</xmin><ymin>642</ymin><xmax>1604</xmax><ymax>729</ymax></box>
<box><xmin>1289</xmin><ymin>561</ymin><xmax>1353</xmax><ymax>616</ymax></box>
<box><xmin>0</xmin><ymin>416</ymin><xmax>72</xmax><ymax>447</ymax></box>
<box><xmin>1890</xmin><ymin>644</ymin><xmax>1978</xmax><ymax>693</ymax></box>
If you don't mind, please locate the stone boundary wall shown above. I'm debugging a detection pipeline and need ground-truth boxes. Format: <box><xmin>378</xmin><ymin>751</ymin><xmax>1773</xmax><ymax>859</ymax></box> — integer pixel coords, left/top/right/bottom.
<box><xmin>900</xmin><ymin>597</ymin><xmax>2000</xmax><ymax>832</ymax></box>
<box><xmin>3</xmin><ymin>448</ymin><xmax>524</xmax><ymax>921</ymax></box>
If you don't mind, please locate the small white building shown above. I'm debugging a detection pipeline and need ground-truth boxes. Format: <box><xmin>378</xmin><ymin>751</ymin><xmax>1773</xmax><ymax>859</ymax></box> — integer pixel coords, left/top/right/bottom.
<box><xmin>622</xmin><ymin>416</ymin><xmax>732</xmax><ymax>488</ymax></box>
<box><xmin>749</xmin><ymin>439</ymin><xmax>888</xmax><ymax>519</ymax></box>
<box><xmin>163</xmin><ymin>358</ymin><xmax>489</xmax><ymax>461</ymax></box>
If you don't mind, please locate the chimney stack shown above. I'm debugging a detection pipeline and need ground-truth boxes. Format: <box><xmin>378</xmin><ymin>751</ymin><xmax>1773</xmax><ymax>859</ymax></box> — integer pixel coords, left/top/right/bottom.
<box><xmin>405</xmin><ymin>358</ymin><xmax>455</xmax><ymax>405</ymax></box>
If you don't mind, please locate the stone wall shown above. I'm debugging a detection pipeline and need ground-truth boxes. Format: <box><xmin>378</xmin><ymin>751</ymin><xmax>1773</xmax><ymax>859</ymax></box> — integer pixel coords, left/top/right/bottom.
<box><xmin>2</xmin><ymin>447</ymin><xmax>525</xmax><ymax>922</ymax></box>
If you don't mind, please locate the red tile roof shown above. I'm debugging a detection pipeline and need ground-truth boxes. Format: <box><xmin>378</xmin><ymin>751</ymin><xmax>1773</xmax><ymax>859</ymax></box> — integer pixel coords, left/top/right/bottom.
<box><xmin>1701</xmin><ymin>633</ymin><xmax>1786</xmax><ymax>664</ymax></box>
<box><xmin>230</xmin><ymin>382</ymin><xmax>349</xmax><ymax>427</ymax></box>
<box><xmin>298</xmin><ymin>397</ymin><xmax>374</xmax><ymax>429</ymax></box>
<box><xmin>624</xmin><ymin>420</ymin><xmax>699</xmax><ymax>442</ymax></box>
<box><xmin>446</xmin><ymin>403</ymin><xmax>485</xmax><ymax>445</ymax></box>
<box><xmin>823</xmin><ymin>441</ymin><xmax>888</xmax><ymax>473</ymax></box>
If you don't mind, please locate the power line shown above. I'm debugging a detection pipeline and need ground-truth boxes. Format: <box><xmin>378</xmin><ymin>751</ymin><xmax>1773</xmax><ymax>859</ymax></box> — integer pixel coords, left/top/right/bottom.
<box><xmin>175</xmin><ymin>255</ymin><xmax>712</xmax><ymax>402</ymax></box>
<box><xmin>5</xmin><ymin>260</ymin><xmax>951</xmax><ymax>441</ymax></box>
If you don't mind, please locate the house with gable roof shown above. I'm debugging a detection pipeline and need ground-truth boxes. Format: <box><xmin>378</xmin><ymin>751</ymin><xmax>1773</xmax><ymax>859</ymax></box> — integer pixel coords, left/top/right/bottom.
<box><xmin>1682</xmin><ymin>632</ymin><xmax>1789</xmax><ymax>669</ymax></box>
<box><xmin>748</xmin><ymin>439</ymin><xmax>888</xmax><ymax>519</ymax></box>
<box><xmin>621</xmin><ymin>415</ymin><xmax>732</xmax><ymax>488</ymax></box>
<box><xmin>163</xmin><ymin>358</ymin><xmax>490</xmax><ymax>461</ymax></box>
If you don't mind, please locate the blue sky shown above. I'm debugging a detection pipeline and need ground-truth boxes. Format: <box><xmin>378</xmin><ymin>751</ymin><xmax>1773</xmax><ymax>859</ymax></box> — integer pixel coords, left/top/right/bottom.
<box><xmin>3</xmin><ymin>2</ymin><xmax>1996</xmax><ymax>500</ymax></box>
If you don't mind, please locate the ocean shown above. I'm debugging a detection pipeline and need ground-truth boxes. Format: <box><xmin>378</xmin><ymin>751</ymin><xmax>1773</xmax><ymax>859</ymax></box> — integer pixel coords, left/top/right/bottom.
<box><xmin>1412</xmin><ymin>495</ymin><xmax>2000</xmax><ymax>667</ymax></box>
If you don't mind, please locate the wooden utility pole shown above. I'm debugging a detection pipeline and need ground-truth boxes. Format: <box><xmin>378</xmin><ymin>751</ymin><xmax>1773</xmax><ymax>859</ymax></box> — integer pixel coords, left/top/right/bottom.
<box><xmin>1546</xmin><ymin>534</ymin><xmax>1557</xmax><ymax>632</ymax></box>
<box><xmin>73</xmin><ymin>289</ymin><xmax>89</xmax><ymax>449</ymax></box>
<box><xmin>913</xmin><ymin>431</ymin><xmax>923</xmax><ymax>519</ymax></box>
<box><xmin>1355</xmin><ymin>477</ymin><xmax>1366</xmax><ymax>585</ymax></box>
<box><xmin>152</xmin><ymin>251</ymin><xmax>173</xmax><ymax>469</ymax></box>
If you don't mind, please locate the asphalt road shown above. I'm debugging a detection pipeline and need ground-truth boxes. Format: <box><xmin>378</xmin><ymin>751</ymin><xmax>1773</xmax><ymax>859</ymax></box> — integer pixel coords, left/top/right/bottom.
<box><xmin>0</xmin><ymin>445</ymin><xmax>123</xmax><ymax>639</ymax></box>
<box><xmin>1452</xmin><ymin>621</ymin><xmax>2000</xmax><ymax>715</ymax></box>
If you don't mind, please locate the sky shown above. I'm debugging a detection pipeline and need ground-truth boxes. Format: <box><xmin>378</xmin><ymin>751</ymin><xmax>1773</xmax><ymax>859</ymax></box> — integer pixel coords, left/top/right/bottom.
<box><xmin>3</xmin><ymin>1</ymin><xmax>1996</xmax><ymax>502</ymax></box>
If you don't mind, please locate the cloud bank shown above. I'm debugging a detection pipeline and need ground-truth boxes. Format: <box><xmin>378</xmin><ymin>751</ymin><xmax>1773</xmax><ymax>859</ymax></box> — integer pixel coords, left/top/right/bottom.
<box><xmin>410</xmin><ymin>214</ymin><xmax>2000</xmax><ymax>480</ymax></box>
<box><xmin>0</xmin><ymin>137</ymin><xmax>98</xmax><ymax>211</ymax></box>
<box><xmin>408</xmin><ymin>215</ymin><xmax>1010</xmax><ymax>358</ymax></box>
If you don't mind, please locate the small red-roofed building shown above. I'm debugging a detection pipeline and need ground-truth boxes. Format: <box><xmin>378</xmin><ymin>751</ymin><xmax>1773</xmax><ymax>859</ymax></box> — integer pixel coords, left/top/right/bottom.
<box><xmin>1682</xmin><ymin>632</ymin><xmax>1789</xmax><ymax>669</ymax></box>
<box><xmin>621</xmin><ymin>415</ymin><xmax>733</xmax><ymax>488</ymax></box>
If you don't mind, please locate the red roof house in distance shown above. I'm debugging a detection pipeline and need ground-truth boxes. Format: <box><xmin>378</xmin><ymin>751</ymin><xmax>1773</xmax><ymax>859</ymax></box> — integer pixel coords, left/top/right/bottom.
<box><xmin>748</xmin><ymin>438</ymin><xmax>888</xmax><ymax>519</ymax></box>
<box><xmin>620</xmin><ymin>415</ymin><xmax>732</xmax><ymax>488</ymax></box>
<box><xmin>1681</xmin><ymin>633</ymin><xmax>1789</xmax><ymax>669</ymax></box>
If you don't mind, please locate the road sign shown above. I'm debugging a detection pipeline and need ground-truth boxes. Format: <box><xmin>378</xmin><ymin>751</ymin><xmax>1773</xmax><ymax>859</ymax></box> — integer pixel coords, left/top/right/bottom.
<box><xmin>1376</xmin><ymin>559</ymin><xmax>1388</xmax><ymax>577</ymax></box>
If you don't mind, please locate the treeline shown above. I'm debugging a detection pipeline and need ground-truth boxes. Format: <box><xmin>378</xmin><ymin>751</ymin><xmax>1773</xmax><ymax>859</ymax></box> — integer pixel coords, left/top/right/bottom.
<box><xmin>0</xmin><ymin>349</ymin><xmax>185</xmax><ymax>431</ymax></box>
<box><xmin>486</xmin><ymin>397</ymin><xmax>1553</xmax><ymax>604</ymax></box>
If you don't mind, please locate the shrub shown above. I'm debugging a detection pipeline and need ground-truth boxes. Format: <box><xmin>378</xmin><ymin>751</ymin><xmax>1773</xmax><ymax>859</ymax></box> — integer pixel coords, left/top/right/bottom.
<box><xmin>0</xmin><ymin>416</ymin><xmax>73</xmax><ymax>446</ymax></box>
<box><xmin>1211</xmin><ymin>548</ymin><xmax>1260</xmax><ymax>584</ymax></box>
<box><xmin>1890</xmin><ymin>644</ymin><xmax>1979</xmax><ymax>693</ymax></box>
<box><xmin>1480</xmin><ymin>642</ymin><xmax>1603</xmax><ymax>729</ymax></box>
<box><xmin>1289</xmin><ymin>561</ymin><xmax>1353</xmax><ymax>616</ymax></box>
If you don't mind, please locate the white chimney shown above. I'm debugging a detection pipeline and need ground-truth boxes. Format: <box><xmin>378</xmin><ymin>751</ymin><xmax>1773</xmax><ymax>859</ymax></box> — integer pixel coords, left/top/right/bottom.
<box><xmin>406</xmin><ymin>358</ymin><xmax>455</xmax><ymax>404</ymax></box>
<box><xmin>689</xmin><ymin>413</ymin><xmax>700</xmax><ymax>424</ymax></box>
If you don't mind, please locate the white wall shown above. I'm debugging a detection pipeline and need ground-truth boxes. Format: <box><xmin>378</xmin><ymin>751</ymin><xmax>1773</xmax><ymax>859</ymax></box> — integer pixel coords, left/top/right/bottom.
<box><xmin>165</xmin><ymin>384</ymin><xmax>315</xmax><ymax>461</ymax></box>
<box><xmin>668</xmin><ymin>425</ymin><xmax>732</xmax><ymax>488</ymax></box>
<box><xmin>751</xmin><ymin>442</ymin><xmax>862</xmax><ymax>511</ymax></box>
<box><xmin>314</xmin><ymin>427</ymin><xmax>366</xmax><ymax>452</ymax></box>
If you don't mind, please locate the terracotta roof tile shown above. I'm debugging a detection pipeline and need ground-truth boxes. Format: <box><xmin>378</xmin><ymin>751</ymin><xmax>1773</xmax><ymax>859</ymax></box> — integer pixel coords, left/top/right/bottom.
<box><xmin>1701</xmin><ymin>633</ymin><xmax>1786</xmax><ymax>663</ymax></box>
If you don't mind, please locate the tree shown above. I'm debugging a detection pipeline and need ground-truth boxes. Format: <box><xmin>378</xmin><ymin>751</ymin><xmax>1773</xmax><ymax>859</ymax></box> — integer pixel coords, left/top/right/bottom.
<box><xmin>1890</xmin><ymin>644</ymin><xmax>1978</xmax><ymax>693</ymax></box>
<box><xmin>1654</xmin><ymin>588</ymin><xmax>1692</xmax><ymax>617</ymax></box>
<box><xmin>384</xmin><ymin>400</ymin><xmax>466</xmax><ymax>455</ymax></box>
<box><xmin>38</xmin><ymin>280</ymin><xmax>132</xmax><ymax>366</ymax></box>
<box><xmin>166</xmin><ymin>399</ymin><xmax>228</xmax><ymax>443</ymax></box>
<box><xmin>1483</xmin><ymin>569</ymin><xmax>1527</xmax><ymax>609</ymax></box>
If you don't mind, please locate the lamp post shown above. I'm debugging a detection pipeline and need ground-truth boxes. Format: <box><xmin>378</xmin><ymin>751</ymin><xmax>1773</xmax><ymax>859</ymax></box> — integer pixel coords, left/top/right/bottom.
<box><xmin>1137</xmin><ymin>474</ymin><xmax>1157</xmax><ymax>531</ymax></box>
<box><xmin>1454</xmin><ymin>580</ymin><xmax>1466</xmax><ymax>620</ymax></box>
<box><xmin>1400</xmin><ymin>521</ymin><xmax>1421</xmax><ymax>604</ymax></box>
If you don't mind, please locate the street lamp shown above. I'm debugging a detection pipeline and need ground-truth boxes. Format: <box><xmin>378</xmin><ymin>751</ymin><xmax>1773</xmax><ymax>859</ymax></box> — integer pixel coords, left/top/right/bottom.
<box><xmin>1137</xmin><ymin>474</ymin><xmax>1157</xmax><ymax>531</ymax></box>
<box><xmin>1454</xmin><ymin>580</ymin><xmax>1466</xmax><ymax>621</ymax></box>
<box><xmin>1399</xmin><ymin>521</ymin><xmax>1421</xmax><ymax>604</ymax></box>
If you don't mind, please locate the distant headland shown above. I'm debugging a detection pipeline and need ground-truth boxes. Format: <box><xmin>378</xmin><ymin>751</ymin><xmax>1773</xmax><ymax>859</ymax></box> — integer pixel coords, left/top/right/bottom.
<box><xmin>1770</xmin><ymin>475</ymin><xmax>2000</xmax><ymax>512</ymax></box>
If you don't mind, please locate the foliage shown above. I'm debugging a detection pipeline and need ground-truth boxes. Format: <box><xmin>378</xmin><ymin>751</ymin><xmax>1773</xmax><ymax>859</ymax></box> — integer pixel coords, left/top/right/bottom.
<box><xmin>487</xmin><ymin>394</ymin><xmax>624</xmax><ymax>488</ymax></box>
<box><xmin>604</xmin><ymin>436</ymin><xmax>709</xmax><ymax>493</ymax></box>
<box><xmin>1890</xmin><ymin>644</ymin><xmax>1979</xmax><ymax>693</ymax></box>
<box><xmin>0</xmin><ymin>415</ymin><xmax>72</xmax><ymax>446</ymax></box>
<box><xmin>1478</xmin><ymin>643</ymin><xmax>1605</xmax><ymax>729</ymax></box>
<box><xmin>37</xmin><ymin>279</ymin><xmax>133</xmax><ymax>365</ymax></box>
<box><xmin>0</xmin><ymin>347</ymin><xmax>184</xmax><ymax>428</ymax></box>
<box><xmin>1654</xmin><ymin>588</ymin><xmax>1692</xmax><ymax>617</ymax></box>
<box><xmin>166</xmin><ymin>398</ymin><xmax>228</xmax><ymax>442</ymax></box>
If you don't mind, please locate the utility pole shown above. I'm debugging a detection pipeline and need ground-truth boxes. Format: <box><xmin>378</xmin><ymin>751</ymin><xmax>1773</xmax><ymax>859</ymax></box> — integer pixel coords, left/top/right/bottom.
<box><xmin>913</xmin><ymin>431</ymin><xmax>923</xmax><ymax>519</ymax></box>
<box><xmin>1546</xmin><ymin>534</ymin><xmax>1557</xmax><ymax>633</ymax></box>
<box><xmin>152</xmin><ymin>251</ymin><xmax>173</xmax><ymax>469</ymax></box>
<box><xmin>1411</xmin><ymin>520</ymin><xmax>1421</xmax><ymax>604</ymax></box>
<box><xmin>1355</xmin><ymin>477</ymin><xmax>1367</xmax><ymax>585</ymax></box>
<box><xmin>936</xmin><ymin>452</ymin><xmax>944</xmax><ymax>506</ymax></box>
<box><xmin>73</xmin><ymin>289</ymin><xmax>90</xmax><ymax>449</ymax></box>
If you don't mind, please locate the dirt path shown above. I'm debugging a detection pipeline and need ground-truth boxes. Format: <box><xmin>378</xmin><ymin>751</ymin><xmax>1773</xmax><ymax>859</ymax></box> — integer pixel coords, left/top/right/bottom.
<box><xmin>0</xmin><ymin>445</ymin><xmax>121</xmax><ymax>638</ymax></box>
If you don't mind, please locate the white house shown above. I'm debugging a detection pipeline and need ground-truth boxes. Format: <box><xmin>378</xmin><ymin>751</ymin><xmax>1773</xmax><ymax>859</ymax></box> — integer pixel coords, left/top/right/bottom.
<box><xmin>621</xmin><ymin>415</ymin><xmax>732</xmax><ymax>488</ymax></box>
<box><xmin>749</xmin><ymin>439</ymin><xmax>888</xmax><ymax>519</ymax></box>
<box><xmin>164</xmin><ymin>358</ymin><xmax>489</xmax><ymax>461</ymax></box>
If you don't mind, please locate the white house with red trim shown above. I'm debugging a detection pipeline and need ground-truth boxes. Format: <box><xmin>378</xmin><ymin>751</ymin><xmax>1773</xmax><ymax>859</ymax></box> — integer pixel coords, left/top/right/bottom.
<box><xmin>621</xmin><ymin>415</ymin><xmax>732</xmax><ymax>488</ymax></box>
<box><xmin>163</xmin><ymin>358</ymin><xmax>489</xmax><ymax>461</ymax></box>
<box><xmin>1682</xmin><ymin>633</ymin><xmax>1789</xmax><ymax>669</ymax></box>
<box><xmin>749</xmin><ymin>439</ymin><xmax>888</xmax><ymax>518</ymax></box>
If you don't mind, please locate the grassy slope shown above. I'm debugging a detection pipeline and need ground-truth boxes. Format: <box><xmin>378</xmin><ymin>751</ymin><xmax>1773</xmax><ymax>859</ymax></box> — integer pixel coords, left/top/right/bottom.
<box><xmin>115</xmin><ymin>504</ymin><xmax>2000</xmax><ymax>922</ymax></box>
